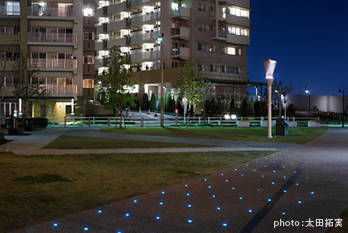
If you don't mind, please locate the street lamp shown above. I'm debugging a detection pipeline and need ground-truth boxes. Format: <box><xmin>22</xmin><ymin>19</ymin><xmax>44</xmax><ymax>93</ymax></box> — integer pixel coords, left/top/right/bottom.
<box><xmin>158</xmin><ymin>33</ymin><xmax>164</xmax><ymax>127</ymax></box>
<box><xmin>339</xmin><ymin>89</ymin><xmax>345</xmax><ymax>128</ymax></box>
<box><xmin>305</xmin><ymin>90</ymin><xmax>310</xmax><ymax>111</ymax></box>
<box><xmin>264</xmin><ymin>59</ymin><xmax>277</xmax><ymax>139</ymax></box>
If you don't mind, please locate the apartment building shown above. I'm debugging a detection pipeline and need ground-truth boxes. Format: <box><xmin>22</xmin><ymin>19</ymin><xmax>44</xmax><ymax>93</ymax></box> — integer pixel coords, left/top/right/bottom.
<box><xmin>94</xmin><ymin>0</ymin><xmax>250</xmax><ymax>102</ymax></box>
<box><xmin>0</xmin><ymin>0</ymin><xmax>95</xmax><ymax>118</ymax></box>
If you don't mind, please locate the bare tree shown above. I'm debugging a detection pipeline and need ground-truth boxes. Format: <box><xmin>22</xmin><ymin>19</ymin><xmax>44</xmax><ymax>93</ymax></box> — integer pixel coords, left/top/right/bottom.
<box><xmin>12</xmin><ymin>52</ymin><xmax>46</xmax><ymax>117</ymax></box>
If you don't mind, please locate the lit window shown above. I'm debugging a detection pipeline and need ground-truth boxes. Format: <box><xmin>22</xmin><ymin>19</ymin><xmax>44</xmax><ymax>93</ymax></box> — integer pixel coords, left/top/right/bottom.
<box><xmin>171</xmin><ymin>3</ymin><xmax>179</xmax><ymax>10</ymax></box>
<box><xmin>6</xmin><ymin>2</ymin><xmax>20</xmax><ymax>15</ymax></box>
<box><xmin>83</xmin><ymin>8</ymin><xmax>93</xmax><ymax>17</ymax></box>
<box><xmin>83</xmin><ymin>79</ymin><xmax>94</xmax><ymax>88</ymax></box>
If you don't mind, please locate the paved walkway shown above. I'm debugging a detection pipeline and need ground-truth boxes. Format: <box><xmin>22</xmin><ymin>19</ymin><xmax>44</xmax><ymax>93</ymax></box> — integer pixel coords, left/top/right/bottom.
<box><xmin>8</xmin><ymin>128</ymin><xmax>348</xmax><ymax>232</ymax></box>
<box><xmin>2</xmin><ymin>128</ymin><xmax>294</xmax><ymax>156</ymax></box>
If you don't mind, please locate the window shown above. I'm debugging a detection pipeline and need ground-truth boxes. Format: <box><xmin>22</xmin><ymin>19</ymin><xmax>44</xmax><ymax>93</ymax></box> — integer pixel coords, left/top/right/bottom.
<box><xmin>84</xmin><ymin>32</ymin><xmax>94</xmax><ymax>40</ymax></box>
<box><xmin>83</xmin><ymin>79</ymin><xmax>94</xmax><ymax>88</ymax></box>
<box><xmin>83</xmin><ymin>56</ymin><xmax>94</xmax><ymax>64</ymax></box>
<box><xmin>228</xmin><ymin>26</ymin><xmax>249</xmax><ymax>37</ymax></box>
<box><xmin>198</xmin><ymin>22</ymin><xmax>212</xmax><ymax>32</ymax></box>
<box><xmin>6</xmin><ymin>2</ymin><xmax>20</xmax><ymax>15</ymax></box>
<box><xmin>83</xmin><ymin>8</ymin><xmax>93</xmax><ymax>17</ymax></box>
<box><xmin>223</xmin><ymin>47</ymin><xmax>241</xmax><ymax>55</ymax></box>
<box><xmin>222</xmin><ymin>65</ymin><xmax>241</xmax><ymax>74</ymax></box>
<box><xmin>210</xmin><ymin>64</ymin><xmax>216</xmax><ymax>72</ymax></box>
<box><xmin>229</xmin><ymin>7</ymin><xmax>249</xmax><ymax>18</ymax></box>
<box><xmin>198</xmin><ymin>43</ymin><xmax>216</xmax><ymax>53</ymax></box>
<box><xmin>198</xmin><ymin>3</ymin><xmax>206</xmax><ymax>12</ymax></box>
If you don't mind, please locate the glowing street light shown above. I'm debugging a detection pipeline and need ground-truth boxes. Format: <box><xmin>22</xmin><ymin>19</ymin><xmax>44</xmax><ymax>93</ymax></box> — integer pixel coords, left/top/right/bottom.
<box><xmin>264</xmin><ymin>59</ymin><xmax>277</xmax><ymax>138</ymax></box>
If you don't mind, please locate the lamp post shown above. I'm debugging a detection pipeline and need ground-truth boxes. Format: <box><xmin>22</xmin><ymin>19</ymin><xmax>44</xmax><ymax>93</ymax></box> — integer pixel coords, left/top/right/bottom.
<box><xmin>164</xmin><ymin>86</ymin><xmax>167</xmax><ymax>114</ymax></box>
<box><xmin>264</xmin><ymin>59</ymin><xmax>277</xmax><ymax>138</ymax></box>
<box><xmin>305</xmin><ymin>90</ymin><xmax>310</xmax><ymax>111</ymax></box>
<box><xmin>158</xmin><ymin>34</ymin><xmax>164</xmax><ymax>127</ymax></box>
<box><xmin>339</xmin><ymin>89</ymin><xmax>345</xmax><ymax>128</ymax></box>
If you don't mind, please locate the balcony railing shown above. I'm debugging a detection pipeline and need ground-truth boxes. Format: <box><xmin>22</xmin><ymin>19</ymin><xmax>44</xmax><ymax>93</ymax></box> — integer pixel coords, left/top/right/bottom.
<box><xmin>27</xmin><ymin>33</ymin><xmax>77</xmax><ymax>44</ymax></box>
<box><xmin>131</xmin><ymin>31</ymin><xmax>160</xmax><ymax>44</ymax></box>
<box><xmin>41</xmin><ymin>84</ymin><xmax>77</xmax><ymax>96</ymax></box>
<box><xmin>131</xmin><ymin>0</ymin><xmax>157</xmax><ymax>7</ymax></box>
<box><xmin>210</xmin><ymin>30</ymin><xmax>227</xmax><ymax>38</ymax></box>
<box><xmin>28</xmin><ymin>58</ymin><xmax>77</xmax><ymax>70</ymax></box>
<box><xmin>130</xmin><ymin>51</ymin><xmax>159</xmax><ymax>62</ymax></box>
<box><xmin>28</xmin><ymin>6</ymin><xmax>76</xmax><ymax>18</ymax></box>
<box><xmin>131</xmin><ymin>12</ymin><xmax>160</xmax><ymax>25</ymax></box>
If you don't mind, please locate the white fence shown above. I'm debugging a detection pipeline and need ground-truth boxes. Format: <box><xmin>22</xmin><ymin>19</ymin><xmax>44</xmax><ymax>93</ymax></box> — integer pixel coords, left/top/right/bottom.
<box><xmin>46</xmin><ymin>116</ymin><xmax>319</xmax><ymax>128</ymax></box>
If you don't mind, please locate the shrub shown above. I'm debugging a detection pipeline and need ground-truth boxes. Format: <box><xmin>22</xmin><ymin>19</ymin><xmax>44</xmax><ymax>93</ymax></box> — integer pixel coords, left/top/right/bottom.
<box><xmin>8</xmin><ymin>117</ymin><xmax>48</xmax><ymax>129</ymax></box>
<box><xmin>141</xmin><ymin>93</ymin><xmax>149</xmax><ymax>111</ymax></box>
<box><xmin>241</xmin><ymin>98</ymin><xmax>249</xmax><ymax>117</ymax></box>
<box><xmin>254</xmin><ymin>100</ymin><xmax>262</xmax><ymax>117</ymax></box>
<box><xmin>150</xmin><ymin>93</ymin><xmax>157</xmax><ymax>111</ymax></box>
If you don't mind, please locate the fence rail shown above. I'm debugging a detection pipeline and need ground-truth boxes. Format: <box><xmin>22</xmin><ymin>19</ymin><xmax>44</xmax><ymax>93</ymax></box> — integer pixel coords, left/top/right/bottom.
<box><xmin>45</xmin><ymin>116</ymin><xmax>320</xmax><ymax>128</ymax></box>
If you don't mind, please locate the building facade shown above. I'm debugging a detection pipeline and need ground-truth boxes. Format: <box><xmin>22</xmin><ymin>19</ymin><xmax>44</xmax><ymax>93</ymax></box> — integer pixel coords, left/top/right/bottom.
<box><xmin>95</xmin><ymin>0</ymin><xmax>251</xmax><ymax>103</ymax></box>
<box><xmin>0</xmin><ymin>0</ymin><xmax>95</xmax><ymax>118</ymax></box>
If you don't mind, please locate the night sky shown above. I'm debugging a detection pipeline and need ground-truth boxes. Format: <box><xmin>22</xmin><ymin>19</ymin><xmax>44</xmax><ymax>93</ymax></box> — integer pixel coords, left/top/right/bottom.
<box><xmin>247</xmin><ymin>0</ymin><xmax>348</xmax><ymax>96</ymax></box>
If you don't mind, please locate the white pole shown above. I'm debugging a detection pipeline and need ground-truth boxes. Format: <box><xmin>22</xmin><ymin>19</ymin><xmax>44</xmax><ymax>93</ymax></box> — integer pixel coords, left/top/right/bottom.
<box><xmin>264</xmin><ymin>59</ymin><xmax>277</xmax><ymax>139</ymax></box>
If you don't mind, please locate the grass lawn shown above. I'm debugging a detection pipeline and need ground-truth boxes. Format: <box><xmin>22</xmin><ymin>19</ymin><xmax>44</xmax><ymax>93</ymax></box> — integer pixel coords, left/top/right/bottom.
<box><xmin>101</xmin><ymin>127</ymin><xmax>328</xmax><ymax>144</ymax></box>
<box><xmin>43</xmin><ymin>136</ymin><xmax>210</xmax><ymax>149</ymax></box>
<box><xmin>0</xmin><ymin>150</ymin><xmax>274</xmax><ymax>233</ymax></box>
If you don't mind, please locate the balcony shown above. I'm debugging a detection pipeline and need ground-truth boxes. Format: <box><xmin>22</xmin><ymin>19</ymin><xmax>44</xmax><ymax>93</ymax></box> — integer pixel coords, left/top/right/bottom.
<box><xmin>41</xmin><ymin>84</ymin><xmax>77</xmax><ymax>97</ymax></box>
<box><xmin>27</xmin><ymin>33</ymin><xmax>77</xmax><ymax>47</ymax></box>
<box><xmin>108</xmin><ymin>37</ymin><xmax>127</xmax><ymax>48</ymax></box>
<box><xmin>202</xmin><ymin>71</ymin><xmax>244</xmax><ymax>81</ymax></box>
<box><xmin>131</xmin><ymin>0</ymin><xmax>158</xmax><ymax>8</ymax></box>
<box><xmin>226</xmin><ymin>14</ymin><xmax>250</xmax><ymax>27</ymax></box>
<box><xmin>210</xmin><ymin>30</ymin><xmax>228</xmax><ymax>41</ymax></box>
<box><xmin>227</xmin><ymin>33</ymin><xmax>250</xmax><ymax>45</ymax></box>
<box><xmin>28</xmin><ymin>6</ymin><xmax>77</xmax><ymax>22</ymax></box>
<box><xmin>28</xmin><ymin>58</ymin><xmax>77</xmax><ymax>73</ymax></box>
<box><xmin>0</xmin><ymin>33</ymin><xmax>20</xmax><ymax>44</ymax></box>
<box><xmin>130</xmin><ymin>51</ymin><xmax>158</xmax><ymax>63</ymax></box>
<box><xmin>171</xmin><ymin>47</ymin><xmax>190</xmax><ymax>60</ymax></box>
<box><xmin>171</xmin><ymin>7</ymin><xmax>190</xmax><ymax>20</ymax></box>
<box><xmin>130</xmin><ymin>31</ymin><xmax>160</xmax><ymax>45</ymax></box>
<box><xmin>210</xmin><ymin>11</ymin><xmax>226</xmax><ymax>21</ymax></box>
<box><xmin>171</xmin><ymin>27</ymin><xmax>190</xmax><ymax>40</ymax></box>
<box><xmin>131</xmin><ymin>12</ymin><xmax>160</xmax><ymax>27</ymax></box>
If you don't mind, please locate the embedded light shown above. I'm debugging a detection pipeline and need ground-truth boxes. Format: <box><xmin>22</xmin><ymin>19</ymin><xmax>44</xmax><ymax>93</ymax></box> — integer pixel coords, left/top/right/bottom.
<box><xmin>253</xmin><ymin>169</ymin><xmax>256</xmax><ymax>172</ymax></box>
<box><xmin>225</xmin><ymin>180</ymin><xmax>228</xmax><ymax>182</ymax></box>
<box><xmin>204</xmin><ymin>178</ymin><xmax>207</xmax><ymax>181</ymax></box>
<box><xmin>256</xmin><ymin>161</ymin><xmax>258</xmax><ymax>163</ymax></box>
<box><xmin>185</xmin><ymin>184</ymin><xmax>188</xmax><ymax>187</ymax></box>
<box><xmin>298</xmin><ymin>201</ymin><xmax>302</xmax><ymax>204</ymax></box>
<box><xmin>257</xmin><ymin>189</ymin><xmax>260</xmax><ymax>191</ymax></box>
<box><xmin>160</xmin><ymin>202</ymin><xmax>163</xmax><ymax>205</ymax></box>
<box><xmin>125</xmin><ymin>213</ymin><xmax>130</xmax><ymax>217</ymax></box>
<box><xmin>188</xmin><ymin>204</ymin><xmax>192</xmax><ymax>208</ymax></box>
<box><xmin>187</xmin><ymin>193</ymin><xmax>190</xmax><ymax>196</ymax></box>
<box><xmin>231</xmin><ymin>187</ymin><xmax>235</xmax><ymax>190</ymax></box>
<box><xmin>284</xmin><ymin>176</ymin><xmax>286</xmax><ymax>178</ymax></box>
<box><xmin>293</xmin><ymin>171</ymin><xmax>296</xmax><ymax>173</ymax></box>
<box><xmin>221</xmin><ymin>173</ymin><xmax>224</xmax><ymax>176</ymax></box>
<box><xmin>262</xmin><ymin>175</ymin><xmax>264</xmax><ymax>177</ymax></box>
<box><xmin>162</xmin><ymin>191</ymin><xmax>165</xmax><ymax>194</ymax></box>
<box><xmin>273</xmin><ymin>170</ymin><xmax>276</xmax><ymax>173</ymax></box>
<box><xmin>265</xmin><ymin>158</ymin><xmax>268</xmax><ymax>160</ymax></box>
<box><xmin>217</xmin><ymin>207</ymin><xmax>221</xmax><ymax>210</ymax></box>
<box><xmin>241</xmin><ymin>174</ymin><xmax>244</xmax><ymax>176</ymax></box>
<box><xmin>98</xmin><ymin>81</ymin><xmax>102</xmax><ymax>84</ymax></box>
<box><xmin>246</xmin><ymin>164</ymin><xmax>249</xmax><ymax>167</ymax></box>
<box><xmin>235</xmin><ymin>168</ymin><xmax>237</xmax><ymax>171</ymax></box>
<box><xmin>268</xmin><ymin>199</ymin><xmax>271</xmax><ymax>202</ymax></box>
<box><xmin>283</xmin><ymin>166</ymin><xmax>285</xmax><ymax>168</ymax></box>
<box><xmin>288</xmin><ymin>155</ymin><xmax>290</xmax><ymax>157</ymax></box>
<box><xmin>98</xmin><ymin>210</ymin><xmax>102</xmax><ymax>213</ymax></box>
<box><xmin>307</xmin><ymin>177</ymin><xmax>309</xmax><ymax>179</ymax></box>
<box><xmin>224</xmin><ymin>114</ymin><xmax>231</xmax><ymax>119</ymax></box>
<box><xmin>156</xmin><ymin>216</ymin><xmax>160</xmax><ymax>220</ymax></box>
<box><xmin>264</xmin><ymin>165</ymin><xmax>267</xmax><ymax>167</ymax></box>
<box><xmin>208</xmin><ymin>186</ymin><xmax>211</xmax><ymax>189</ymax></box>
<box><xmin>84</xmin><ymin>227</ymin><xmax>89</xmax><ymax>231</ymax></box>
<box><xmin>291</xmin><ymin>162</ymin><xmax>293</xmax><ymax>164</ymax></box>
<box><xmin>283</xmin><ymin>190</ymin><xmax>287</xmax><ymax>193</ymax></box>
<box><xmin>188</xmin><ymin>219</ymin><xmax>192</xmax><ymax>223</ymax></box>
<box><xmin>239</xmin><ymin>197</ymin><xmax>243</xmax><ymax>200</ymax></box>
<box><xmin>282</xmin><ymin>212</ymin><xmax>286</xmax><ymax>215</ymax></box>
<box><xmin>272</xmin><ymin>182</ymin><xmax>275</xmax><ymax>184</ymax></box>
<box><xmin>311</xmin><ymin>192</ymin><xmax>314</xmax><ymax>195</ymax></box>
<box><xmin>53</xmin><ymin>223</ymin><xmax>58</xmax><ymax>227</ymax></box>
<box><xmin>134</xmin><ymin>200</ymin><xmax>137</xmax><ymax>203</ymax></box>
<box><xmin>273</xmin><ymin>155</ymin><xmax>275</xmax><ymax>156</ymax></box>
<box><xmin>212</xmin><ymin>195</ymin><xmax>216</xmax><ymax>198</ymax></box>
<box><xmin>296</xmin><ymin>183</ymin><xmax>299</xmax><ymax>185</ymax></box>
<box><xmin>249</xmin><ymin>209</ymin><xmax>252</xmax><ymax>213</ymax></box>
<box><xmin>223</xmin><ymin>223</ymin><xmax>228</xmax><ymax>227</ymax></box>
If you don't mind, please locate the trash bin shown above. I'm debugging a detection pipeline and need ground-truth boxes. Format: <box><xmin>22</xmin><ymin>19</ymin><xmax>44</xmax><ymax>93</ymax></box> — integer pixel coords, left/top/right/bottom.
<box><xmin>276</xmin><ymin>119</ymin><xmax>289</xmax><ymax>136</ymax></box>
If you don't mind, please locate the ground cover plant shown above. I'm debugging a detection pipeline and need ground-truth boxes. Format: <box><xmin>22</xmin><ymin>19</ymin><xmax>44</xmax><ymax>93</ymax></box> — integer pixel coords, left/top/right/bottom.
<box><xmin>43</xmin><ymin>136</ymin><xmax>210</xmax><ymax>149</ymax></box>
<box><xmin>101</xmin><ymin>127</ymin><xmax>328</xmax><ymax>144</ymax></box>
<box><xmin>0</xmin><ymin>150</ymin><xmax>274</xmax><ymax>232</ymax></box>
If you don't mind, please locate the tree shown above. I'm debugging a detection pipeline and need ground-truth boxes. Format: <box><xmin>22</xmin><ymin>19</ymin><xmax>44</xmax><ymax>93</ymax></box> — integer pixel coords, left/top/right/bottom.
<box><xmin>165</xmin><ymin>92</ymin><xmax>172</xmax><ymax>112</ymax></box>
<box><xmin>254</xmin><ymin>99</ymin><xmax>262</xmax><ymax>117</ymax></box>
<box><xmin>142</xmin><ymin>93</ymin><xmax>149</xmax><ymax>111</ymax></box>
<box><xmin>13</xmin><ymin>52</ymin><xmax>46</xmax><ymax>118</ymax></box>
<box><xmin>229</xmin><ymin>97</ymin><xmax>235</xmax><ymax>114</ymax></box>
<box><xmin>241</xmin><ymin>98</ymin><xmax>249</xmax><ymax>117</ymax></box>
<box><xmin>98</xmin><ymin>46</ymin><xmax>136</xmax><ymax>128</ymax></box>
<box><xmin>177</xmin><ymin>58</ymin><xmax>206</xmax><ymax>123</ymax></box>
<box><xmin>150</xmin><ymin>93</ymin><xmax>156</xmax><ymax>111</ymax></box>
<box><xmin>0</xmin><ymin>57</ymin><xmax>12</xmax><ymax>130</ymax></box>
<box><xmin>197</xmin><ymin>80</ymin><xmax>215</xmax><ymax>124</ymax></box>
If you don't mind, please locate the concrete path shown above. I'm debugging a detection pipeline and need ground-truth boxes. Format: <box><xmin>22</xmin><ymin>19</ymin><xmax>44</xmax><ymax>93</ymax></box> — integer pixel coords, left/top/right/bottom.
<box><xmin>1</xmin><ymin>128</ymin><xmax>293</xmax><ymax>156</ymax></box>
<box><xmin>8</xmin><ymin>128</ymin><xmax>348</xmax><ymax>232</ymax></box>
